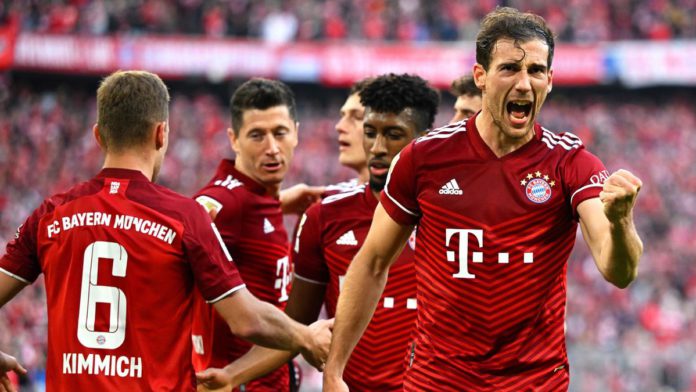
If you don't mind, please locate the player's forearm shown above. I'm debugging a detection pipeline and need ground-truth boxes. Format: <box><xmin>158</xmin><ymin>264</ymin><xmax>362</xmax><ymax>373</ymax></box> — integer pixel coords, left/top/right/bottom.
<box><xmin>240</xmin><ymin>300</ymin><xmax>311</xmax><ymax>353</ymax></box>
<box><xmin>223</xmin><ymin>345</ymin><xmax>294</xmax><ymax>387</ymax></box>
<box><xmin>324</xmin><ymin>253</ymin><xmax>389</xmax><ymax>379</ymax></box>
<box><xmin>599</xmin><ymin>216</ymin><xmax>643</xmax><ymax>288</ymax></box>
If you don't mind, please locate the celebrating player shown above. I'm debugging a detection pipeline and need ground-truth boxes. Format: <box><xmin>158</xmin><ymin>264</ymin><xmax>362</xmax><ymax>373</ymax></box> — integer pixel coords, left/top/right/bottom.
<box><xmin>196</xmin><ymin>73</ymin><xmax>440</xmax><ymax>391</ymax></box>
<box><xmin>449</xmin><ymin>74</ymin><xmax>482</xmax><ymax>123</ymax></box>
<box><xmin>0</xmin><ymin>71</ymin><xmax>331</xmax><ymax>392</ymax></box>
<box><xmin>325</xmin><ymin>7</ymin><xmax>643</xmax><ymax>392</ymax></box>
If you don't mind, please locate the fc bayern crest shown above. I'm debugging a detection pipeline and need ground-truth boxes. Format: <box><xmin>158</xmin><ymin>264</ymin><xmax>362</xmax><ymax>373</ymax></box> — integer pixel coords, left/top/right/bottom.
<box><xmin>520</xmin><ymin>171</ymin><xmax>555</xmax><ymax>204</ymax></box>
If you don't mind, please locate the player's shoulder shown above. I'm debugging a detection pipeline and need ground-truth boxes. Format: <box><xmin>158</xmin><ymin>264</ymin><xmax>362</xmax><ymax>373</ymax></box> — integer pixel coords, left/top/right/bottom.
<box><xmin>38</xmin><ymin>177</ymin><xmax>102</xmax><ymax>217</ymax></box>
<box><xmin>147</xmin><ymin>181</ymin><xmax>210</xmax><ymax>220</ymax></box>
<box><xmin>324</xmin><ymin>178</ymin><xmax>362</xmax><ymax>196</ymax></box>
<box><xmin>414</xmin><ymin>119</ymin><xmax>469</xmax><ymax>149</ymax></box>
<box><xmin>538</xmin><ymin>126</ymin><xmax>586</xmax><ymax>154</ymax></box>
<box><xmin>321</xmin><ymin>184</ymin><xmax>367</xmax><ymax>207</ymax></box>
<box><xmin>197</xmin><ymin>173</ymin><xmax>248</xmax><ymax>204</ymax></box>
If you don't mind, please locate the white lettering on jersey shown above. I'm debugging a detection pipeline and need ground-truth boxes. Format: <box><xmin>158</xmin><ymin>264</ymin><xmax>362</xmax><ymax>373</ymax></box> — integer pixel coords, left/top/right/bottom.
<box><xmin>214</xmin><ymin>175</ymin><xmax>243</xmax><ymax>190</ymax></box>
<box><xmin>62</xmin><ymin>353</ymin><xmax>142</xmax><ymax>378</ymax></box>
<box><xmin>112</xmin><ymin>215</ymin><xmax>176</xmax><ymax>245</ymax></box>
<box><xmin>275</xmin><ymin>256</ymin><xmax>291</xmax><ymax>302</ymax></box>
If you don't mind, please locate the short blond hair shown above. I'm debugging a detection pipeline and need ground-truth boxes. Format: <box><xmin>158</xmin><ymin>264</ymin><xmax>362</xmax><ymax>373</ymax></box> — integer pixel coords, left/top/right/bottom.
<box><xmin>96</xmin><ymin>70</ymin><xmax>170</xmax><ymax>152</ymax></box>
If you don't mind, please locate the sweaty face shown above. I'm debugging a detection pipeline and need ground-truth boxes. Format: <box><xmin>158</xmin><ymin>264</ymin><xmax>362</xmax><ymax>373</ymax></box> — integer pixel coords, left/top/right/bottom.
<box><xmin>230</xmin><ymin>106</ymin><xmax>298</xmax><ymax>190</ymax></box>
<box><xmin>450</xmin><ymin>94</ymin><xmax>482</xmax><ymax>124</ymax></box>
<box><xmin>474</xmin><ymin>38</ymin><xmax>553</xmax><ymax>141</ymax></box>
<box><xmin>335</xmin><ymin>94</ymin><xmax>367</xmax><ymax>172</ymax></box>
<box><xmin>363</xmin><ymin>109</ymin><xmax>420</xmax><ymax>192</ymax></box>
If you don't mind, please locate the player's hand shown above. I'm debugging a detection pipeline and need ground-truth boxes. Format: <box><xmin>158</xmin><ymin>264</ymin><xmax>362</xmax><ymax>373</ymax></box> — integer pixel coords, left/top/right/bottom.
<box><xmin>599</xmin><ymin>169</ymin><xmax>642</xmax><ymax>223</ymax></box>
<box><xmin>280</xmin><ymin>184</ymin><xmax>325</xmax><ymax>215</ymax></box>
<box><xmin>195</xmin><ymin>367</ymin><xmax>234</xmax><ymax>392</ymax></box>
<box><xmin>299</xmin><ymin>318</ymin><xmax>334</xmax><ymax>371</ymax></box>
<box><xmin>322</xmin><ymin>373</ymin><xmax>349</xmax><ymax>392</ymax></box>
<box><xmin>0</xmin><ymin>351</ymin><xmax>26</xmax><ymax>392</ymax></box>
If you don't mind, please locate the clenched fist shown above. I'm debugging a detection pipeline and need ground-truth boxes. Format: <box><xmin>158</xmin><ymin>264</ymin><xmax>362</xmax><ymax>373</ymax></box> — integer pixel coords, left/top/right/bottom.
<box><xmin>599</xmin><ymin>169</ymin><xmax>642</xmax><ymax>223</ymax></box>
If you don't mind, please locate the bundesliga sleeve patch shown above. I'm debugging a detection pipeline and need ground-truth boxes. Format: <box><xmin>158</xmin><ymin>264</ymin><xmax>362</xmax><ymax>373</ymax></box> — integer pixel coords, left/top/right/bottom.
<box><xmin>196</xmin><ymin>196</ymin><xmax>223</xmax><ymax>220</ymax></box>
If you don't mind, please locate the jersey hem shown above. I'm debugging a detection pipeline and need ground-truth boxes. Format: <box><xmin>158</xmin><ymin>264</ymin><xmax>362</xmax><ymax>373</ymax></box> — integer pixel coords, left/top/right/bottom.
<box><xmin>207</xmin><ymin>283</ymin><xmax>246</xmax><ymax>304</ymax></box>
<box><xmin>293</xmin><ymin>273</ymin><xmax>328</xmax><ymax>285</ymax></box>
<box><xmin>0</xmin><ymin>267</ymin><xmax>30</xmax><ymax>284</ymax></box>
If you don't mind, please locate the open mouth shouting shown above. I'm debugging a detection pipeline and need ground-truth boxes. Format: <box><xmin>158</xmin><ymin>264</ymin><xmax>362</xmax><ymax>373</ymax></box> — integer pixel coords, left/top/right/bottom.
<box><xmin>506</xmin><ymin>100</ymin><xmax>532</xmax><ymax>127</ymax></box>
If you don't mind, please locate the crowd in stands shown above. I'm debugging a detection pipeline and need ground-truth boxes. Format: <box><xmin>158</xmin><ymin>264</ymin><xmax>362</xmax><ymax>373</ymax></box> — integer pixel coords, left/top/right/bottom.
<box><xmin>0</xmin><ymin>75</ymin><xmax>695</xmax><ymax>391</ymax></box>
<box><xmin>6</xmin><ymin>0</ymin><xmax>695</xmax><ymax>42</ymax></box>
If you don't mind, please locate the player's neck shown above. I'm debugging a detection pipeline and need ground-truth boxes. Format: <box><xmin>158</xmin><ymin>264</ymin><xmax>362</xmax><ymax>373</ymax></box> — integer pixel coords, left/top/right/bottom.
<box><xmin>102</xmin><ymin>153</ymin><xmax>155</xmax><ymax>181</ymax></box>
<box><xmin>357</xmin><ymin>167</ymin><xmax>369</xmax><ymax>184</ymax></box>
<box><xmin>233</xmin><ymin>163</ymin><xmax>281</xmax><ymax>197</ymax></box>
<box><xmin>475</xmin><ymin>111</ymin><xmax>535</xmax><ymax>158</ymax></box>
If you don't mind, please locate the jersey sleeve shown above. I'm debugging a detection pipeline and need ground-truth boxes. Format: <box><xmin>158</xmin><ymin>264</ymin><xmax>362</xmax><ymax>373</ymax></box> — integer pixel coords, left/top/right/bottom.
<box><xmin>195</xmin><ymin>187</ymin><xmax>243</xmax><ymax>246</ymax></box>
<box><xmin>292</xmin><ymin>204</ymin><xmax>329</xmax><ymax>284</ymax></box>
<box><xmin>0</xmin><ymin>201</ymin><xmax>51</xmax><ymax>283</ymax></box>
<box><xmin>380</xmin><ymin>141</ymin><xmax>421</xmax><ymax>226</ymax></box>
<box><xmin>563</xmin><ymin>143</ymin><xmax>609</xmax><ymax>219</ymax></box>
<box><xmin>183</xmin><ymin>203</ymin><xmax>245</xmax><ymax>303</ymax></box>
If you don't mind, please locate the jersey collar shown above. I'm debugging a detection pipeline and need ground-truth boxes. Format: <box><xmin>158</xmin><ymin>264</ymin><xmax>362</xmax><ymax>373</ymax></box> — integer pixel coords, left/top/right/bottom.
<box><xmin>96</xmin><ymin>168</ymin><xmax>150</xmax><ymax>181</ymax></box>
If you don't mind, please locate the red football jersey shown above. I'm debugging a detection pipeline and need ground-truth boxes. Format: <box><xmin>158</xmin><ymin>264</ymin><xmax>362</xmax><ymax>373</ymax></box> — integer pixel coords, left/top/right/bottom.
<box><xmin>381</xmin><ymin>116</ymin><xmax>608</xmax><ymax>391</ymax></box>
<box><xmin>191</xmin><ymin>159</ymin><xmax>291</xmax><ymax>391</ymax></box>
<box><xmin>0</xmin><ymin>168</ymin><xmax>244</xmax><ymax>391</ymax></box>
<box><xmin>294</xmin><ymin>184</ymin><xmax>417</xmax><ymax>391</ymax></box>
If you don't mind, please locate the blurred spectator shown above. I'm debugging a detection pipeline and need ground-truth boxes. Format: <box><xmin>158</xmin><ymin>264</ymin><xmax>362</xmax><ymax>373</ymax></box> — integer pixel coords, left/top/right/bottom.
<box><xmin>6</xmin><ymin>0</ymin><xmax>695</xmax><ymax>42</ymax></box>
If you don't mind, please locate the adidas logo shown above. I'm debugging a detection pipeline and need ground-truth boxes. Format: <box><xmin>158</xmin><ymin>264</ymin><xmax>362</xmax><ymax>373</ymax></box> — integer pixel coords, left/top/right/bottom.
<box><xmin>439</xmin><ymin>179</ymin><xmax>463</xmax><ymax>195</ymax></box>
<box><xmin>336</xmin><ymin>230</ymin><xmax>358</xmax><ymax>246</ymax></box>
<box><xmin>263</xmin><ymin>218</ymin><xmax>275</xmax><ymax>234</ymax></box>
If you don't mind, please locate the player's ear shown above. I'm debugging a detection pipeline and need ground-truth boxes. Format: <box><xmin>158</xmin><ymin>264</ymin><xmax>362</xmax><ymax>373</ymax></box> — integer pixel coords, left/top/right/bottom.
<box><xmin>154</xmin><ymin>121</ymin><xmax>167</xmax><ymax>151</ymax></box>
<box><xmin>473</xmin><ymin>64</ymin><xmax>486</xmax><ymax>92</ymax></box>
<box><xmin>547</xmin><ymin>68</ymin><xmax>554</xmax><ymax>94</ymax></box>
<box><xmin>227</xmin><ymin>127</ymin><xmax>241</xmax><ymax>154</ymax></box>
<box><xmin>292</xmin><ymin>122</ymin><xmax>300</xmax><ymax>147</ymax></box>
<box><xmin>93</xmin><ymin>124</ymin><xmax>106</xmax><ymax>151</ymax></box>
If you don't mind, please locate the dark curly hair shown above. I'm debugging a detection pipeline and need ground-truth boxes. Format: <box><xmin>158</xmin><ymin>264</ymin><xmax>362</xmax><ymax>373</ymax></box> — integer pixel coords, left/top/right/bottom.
<box><xmin>230</xmin><ymin>78</ymin><xmax>297</xmax><ymax>135</ymax></box>
<box><xmin>359</xmin><ymin>73</ymin><xmax>440</xmax><ymax>132</ymax></box>
<box><xmin>476</xmin><ymin>7</ymin><xmax>555</xmax><ymax>71</ymax></box>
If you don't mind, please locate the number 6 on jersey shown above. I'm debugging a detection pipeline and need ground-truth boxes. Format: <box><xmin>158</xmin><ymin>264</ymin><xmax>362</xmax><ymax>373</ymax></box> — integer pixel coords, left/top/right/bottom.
<box><xmin>77</xmin><ymin>241</ymin><xmax>128</xmax><ymax>350</ymax></box>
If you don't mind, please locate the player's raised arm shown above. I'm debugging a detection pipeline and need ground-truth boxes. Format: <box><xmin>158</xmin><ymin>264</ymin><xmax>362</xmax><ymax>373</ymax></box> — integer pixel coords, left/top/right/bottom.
<box><xmin>577</xmin><ymin>169</ymin><xmax>643</xmax><ymax>288</ymax></box>
<box><xmin>323</xmin><ymin>203</ymin><xmax>413</xmax><ymax>391</ymax></box>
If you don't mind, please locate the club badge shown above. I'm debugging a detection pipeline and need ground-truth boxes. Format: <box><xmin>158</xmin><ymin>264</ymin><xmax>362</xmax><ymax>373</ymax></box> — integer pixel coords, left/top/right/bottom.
<box><xmin>520</xmin><ymin>171</ymin><xmax>555</xmax><ymax>204</ymax></box>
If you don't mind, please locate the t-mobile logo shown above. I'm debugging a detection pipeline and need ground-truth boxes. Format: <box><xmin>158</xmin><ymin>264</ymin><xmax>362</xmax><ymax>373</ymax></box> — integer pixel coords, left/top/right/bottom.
<box><xmin>445</xmin><ymin>229</ymin><xmax>534</xmax><ymax>279</ymax></box>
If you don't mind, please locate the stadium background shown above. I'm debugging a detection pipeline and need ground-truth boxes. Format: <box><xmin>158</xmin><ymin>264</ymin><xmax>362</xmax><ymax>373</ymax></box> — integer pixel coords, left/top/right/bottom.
<box><xmin>0</xmin><ymin>1</ymin><xmax>695</xmax><ymax>391</ymax></box>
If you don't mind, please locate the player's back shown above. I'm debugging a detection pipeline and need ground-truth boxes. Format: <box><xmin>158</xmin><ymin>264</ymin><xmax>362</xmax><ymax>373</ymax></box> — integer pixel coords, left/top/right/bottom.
<box><xmin>18</xmin><ymin>169</ymin><xmax>231</xmax><ymax>391</ymax></box>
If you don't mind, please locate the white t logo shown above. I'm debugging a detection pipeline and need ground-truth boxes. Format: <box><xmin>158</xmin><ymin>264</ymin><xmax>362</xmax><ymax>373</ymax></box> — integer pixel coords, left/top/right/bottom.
<box><xmin>445</xmin><ymin>229</ymin><xmax>483</xmax><ymax>279</ymax></box>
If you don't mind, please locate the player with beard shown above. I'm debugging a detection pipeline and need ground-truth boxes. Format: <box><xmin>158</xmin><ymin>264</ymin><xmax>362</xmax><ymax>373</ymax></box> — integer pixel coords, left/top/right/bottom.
<box><xmin>196</xmin><ymin>74</ymin><xmax>440</xmax><ymax>392</ymax></box>
<box><xmin>325</xmin><ymin>7</ymin><xmax>643</xmax><ymax>392</ymax></box>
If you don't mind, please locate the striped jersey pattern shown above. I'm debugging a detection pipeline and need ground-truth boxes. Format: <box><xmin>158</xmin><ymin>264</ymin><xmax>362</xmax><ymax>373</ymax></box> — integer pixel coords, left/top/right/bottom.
<box><xmin>191</xmin><ymin>159</ymin><xmax>291</xmax><ymax>391</ymax></box>
<box><xmin>381</xmin><ymin>116</ymin><xmax>607</xmax><ymax>391</ymax></box>
<box><xmin>294</xmin><ymin>184</ymin><xmax>417</xmax><ymax>391</ymax></box>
